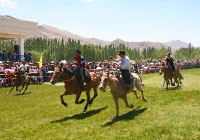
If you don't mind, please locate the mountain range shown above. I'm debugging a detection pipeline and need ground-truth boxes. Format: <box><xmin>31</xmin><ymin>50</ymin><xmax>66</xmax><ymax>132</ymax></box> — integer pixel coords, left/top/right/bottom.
<box><xmin>28</xmin><ymin>25</ymin><xmax>191</xmax><ymax>50</ymax></box>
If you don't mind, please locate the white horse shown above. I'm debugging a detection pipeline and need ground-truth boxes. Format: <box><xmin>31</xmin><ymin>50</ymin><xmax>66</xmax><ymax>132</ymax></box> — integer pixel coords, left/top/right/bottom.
<box><xmin>99</xmin><ymin>71</ymin><xmax>147</xmax><ymax>119</ymax></box>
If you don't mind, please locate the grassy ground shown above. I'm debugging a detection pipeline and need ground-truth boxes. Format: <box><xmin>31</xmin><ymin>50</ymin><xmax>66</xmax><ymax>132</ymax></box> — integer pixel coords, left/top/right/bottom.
<box><xmin>0</xmin><ymin>69</ymin><xmax>200</xmax><ymax>140</ymax></box>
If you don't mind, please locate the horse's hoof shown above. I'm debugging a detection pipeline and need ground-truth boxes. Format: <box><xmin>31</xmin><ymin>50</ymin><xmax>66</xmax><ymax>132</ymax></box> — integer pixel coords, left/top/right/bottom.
<box><xmin>137</xmin><ymin>95</ymin><xmax>140</xmax><ymax>99</ymax></box>
<box><xmin>143</xmin><ymin>98</ymin><xmax>148</xmax><ymax>102</ymax></box>
<box><xmin>112</xmin><ymin>116</ymin><xmax>118</xmax><ymax>120</ymax></box>
<box><xmin>7</xmin><ymin>92</ymin><xmax>10</xmax><ymax>95</ymax></box>
<box><xmin>62</xmin><ymin>102</ymin><xmax>68</xmax><ymax>107</ymax></box>
<box><xmin>80</xmin><ymin>99</ymin><xmax>85</xmax><ymax>104</ymax></box>
<box><xmin>83</xmin><ymin>109</ymin><xmax>87</xmax><ymax>112</ymax></box>
<box><xmin>129</xmin><ymin>104</ymin><xmax>134</xmax><ymax>108</ymax></box>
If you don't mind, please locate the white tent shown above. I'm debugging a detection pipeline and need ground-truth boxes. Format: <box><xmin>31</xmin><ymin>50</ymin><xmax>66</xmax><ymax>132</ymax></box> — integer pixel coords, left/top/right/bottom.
<box><xmin>0</xmin><ymin>15</ymin><xmax>37</xmax><ymax>61</ymax></box>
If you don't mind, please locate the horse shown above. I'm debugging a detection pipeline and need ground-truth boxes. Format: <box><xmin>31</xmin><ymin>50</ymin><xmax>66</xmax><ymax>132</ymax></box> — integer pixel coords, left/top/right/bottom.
<box><xmin>99</xmin><ymin>71</ymin><xmax>147</xmax><ymax>119</ymax></box>
<box><xmin>7</xmin><ymin>70</ymin><xmax>31</xmax><ymax>95</ymax></box>
<box><xmin>50</xmin><ymin>66</ymin><xmax>100</xmax><ymax>112</ymax></box>
<box><xmin>159</xmin><ymin>63</ymin><xmax>183</xmax><ymax>89</ymax></box>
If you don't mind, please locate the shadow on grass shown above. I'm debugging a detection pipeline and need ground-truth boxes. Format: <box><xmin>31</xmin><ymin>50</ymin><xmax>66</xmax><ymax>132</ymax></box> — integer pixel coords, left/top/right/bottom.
<box><xmin>51</xmin><ymin>106</ymin><xmax>107</xmax><ymax>123</ymax></box>
<box><xmin>102</xmin><ymin>107</ymin><xmax>147</xmax><ymax>127</ymax></box>
<box><xmin>14</xmin><ymin>92</ymin><xmax>32</xmax><ymax>96</ymax></box>
<box><xmin>163</xmin><ymin>86</ymin><xmax>182</xmax><ymax>91</ymax></box>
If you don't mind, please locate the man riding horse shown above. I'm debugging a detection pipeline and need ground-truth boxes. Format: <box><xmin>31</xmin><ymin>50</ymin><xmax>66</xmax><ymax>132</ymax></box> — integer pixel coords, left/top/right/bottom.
<box><xmin>74</xmin><ymin>49</ymin><xmax>87</xmax><ymax>88</ymax></box>
<box><xmin>110</xmin><ymin>50</ymin><xmax>132</xmax><ymax>93</ymax></box>
<box><xmin>164</xmin><ymin>52</ymin><xmax>176</xmax><ymax>79</ymax></box>
<box><xmin>161</xmin><ymin>52</ymin><xmax>183</xmax><ymax>88</ymax></box>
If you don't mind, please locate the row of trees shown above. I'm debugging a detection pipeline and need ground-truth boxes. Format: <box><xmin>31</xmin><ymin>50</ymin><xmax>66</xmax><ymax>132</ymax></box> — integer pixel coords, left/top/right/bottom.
<box><xmin>0</xmin><ymin>38</ymin><xmax>199</xmax><ymax>62</ymax></box>
<box><xmin>175</xmin><ymin>43</ymin><xmax>200</xmax><ymax>60</ymax></box>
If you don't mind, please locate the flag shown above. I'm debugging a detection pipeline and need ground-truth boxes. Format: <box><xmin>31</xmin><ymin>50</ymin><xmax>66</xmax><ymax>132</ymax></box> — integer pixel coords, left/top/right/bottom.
<box><xmin>39</xmin><ymin>54</ymin><xmax>43</xmax><ymax>68</ymax></box>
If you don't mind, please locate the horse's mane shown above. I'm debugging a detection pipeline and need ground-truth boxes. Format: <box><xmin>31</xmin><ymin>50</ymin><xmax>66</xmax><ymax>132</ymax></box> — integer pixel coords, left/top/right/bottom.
<box><xmin>62</xmin><ymin>67</ymin><xmax>75</xmax><ymax>75</ymax></box>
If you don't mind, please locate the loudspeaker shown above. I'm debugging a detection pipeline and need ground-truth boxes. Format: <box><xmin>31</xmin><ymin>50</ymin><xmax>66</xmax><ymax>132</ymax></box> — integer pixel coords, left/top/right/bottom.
<box><xmin>14</xmin><ymin>45</ymin><xmax>19</xmax><ymax>54</ymax></box>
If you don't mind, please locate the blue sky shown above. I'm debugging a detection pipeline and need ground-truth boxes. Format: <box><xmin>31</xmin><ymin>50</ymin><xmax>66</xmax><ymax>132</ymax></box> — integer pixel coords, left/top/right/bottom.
<box><xmin>0</xmin><ymin>0</ymin><xmax>200</xmax><ymax>46</ymax></box>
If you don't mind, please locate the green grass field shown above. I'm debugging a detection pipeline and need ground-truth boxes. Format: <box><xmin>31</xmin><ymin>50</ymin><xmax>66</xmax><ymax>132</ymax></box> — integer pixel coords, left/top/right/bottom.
<box><xmin>0</xmin><ymin>69</ymin><xmax>200</xmax><ymax>140</ymax></box>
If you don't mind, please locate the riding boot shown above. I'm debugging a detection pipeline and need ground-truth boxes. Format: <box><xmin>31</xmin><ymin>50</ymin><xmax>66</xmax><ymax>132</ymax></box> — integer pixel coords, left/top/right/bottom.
<box><xmin>126</xmin><ymin>85</ymin><xmax>132</xmax><ymax>93</ymax></box>
<box><xmin>81</xmin><ymin>81</ymin><xmax>85</xmax><ymax>89</ymax></box>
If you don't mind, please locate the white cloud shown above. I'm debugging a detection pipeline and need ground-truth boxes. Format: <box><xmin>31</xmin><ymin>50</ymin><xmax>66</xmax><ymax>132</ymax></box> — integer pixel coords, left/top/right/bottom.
<box><xmin>82</xmin><ymin>0</ymin><xmax>94</xmax><ymax>3</ymax></box>
<box><xmin>0</xmin><ymin>0</ymin><xmax>18</xmax><ymax>8</ymax></box>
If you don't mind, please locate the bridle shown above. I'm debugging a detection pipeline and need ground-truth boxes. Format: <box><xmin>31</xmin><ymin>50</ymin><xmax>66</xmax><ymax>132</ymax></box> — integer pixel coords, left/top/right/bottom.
<box><xmin>100</xmin><ymin>74</ymin><xmax>110</xmax><ymax>86</ymax></box>
<box><xmin>54</xmin><ymin>67</ymin><xmax>76</xmax><ymax>82</ymax></box>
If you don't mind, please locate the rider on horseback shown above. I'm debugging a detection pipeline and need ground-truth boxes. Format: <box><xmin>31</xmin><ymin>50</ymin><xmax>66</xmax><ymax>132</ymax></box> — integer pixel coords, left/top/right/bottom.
<box><xmin>74</xmin><ymin>49</ymin><xmax>86</xmax><ymax>87</ymax></box>
<box><xmin>164</xmin><ymin>52</ymin><xmax>177</xmax><ymax>80</ymax></box>
<box><xmin>110</xmin><ymin>50</ymin><xmax>132</xmax><ymax>93</ymax></box>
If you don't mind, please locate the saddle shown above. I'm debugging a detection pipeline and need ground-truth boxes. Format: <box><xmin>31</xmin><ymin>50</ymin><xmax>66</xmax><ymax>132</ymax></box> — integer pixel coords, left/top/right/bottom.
<box><xmin>75</xmin><ymin>68</ymin><xmax>92</xmax><ymax>84</ymax></box>
<box><xmin>115</xmin><ymin>72</ymin><xmax>134</xmax><ymax>89</ymax></box>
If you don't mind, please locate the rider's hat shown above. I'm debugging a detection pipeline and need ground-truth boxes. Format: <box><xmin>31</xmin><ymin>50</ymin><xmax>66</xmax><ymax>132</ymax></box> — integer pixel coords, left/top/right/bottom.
<box><xmin>118</xmin><ymin>50</ymin><xmax>126</xmax><ymax>55</ymax></box>
<box><xmin>75</xmin><ymin>49</ymin><xmax>81</xmax><ymax>54</ymax></box>
<box><xmin>167</xmin><ymin>52</ymin><xmax>171</xmax><ymax>55</ymax></box>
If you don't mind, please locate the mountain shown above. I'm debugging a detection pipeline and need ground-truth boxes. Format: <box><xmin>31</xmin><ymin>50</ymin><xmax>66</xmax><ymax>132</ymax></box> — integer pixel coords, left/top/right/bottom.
<box><xmin>28</xmin><ymin>24</ymin><xmax>189</xmax><ymax>50</ymax></box>
<box><xmin>29</xmin><ymin>25</ymin><xmax>109</xmax><ymax>46</ymax></box>
<box><xmin>165</xmin><ymin>40</ymin><xmax>190</xmax><ymax>50</ymax></box>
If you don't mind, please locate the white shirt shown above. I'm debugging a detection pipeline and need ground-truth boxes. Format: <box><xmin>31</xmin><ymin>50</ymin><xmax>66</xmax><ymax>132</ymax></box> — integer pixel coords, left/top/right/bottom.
<box><xmin>115</xmin><ymin>56</ymin><xmax>131</xmax><ymax>70</ymax></box>
<box><xmin>20</xmin><ymin>64</ymin><xmax>27</xmax><ymax>71</ymax></box>
<box><xmin>59</xmin><ymin>60</ymin><xmax>68</xmax><ymax>66</ymax></box>
<box><xmin>59</xmin><ymin>60</ymin><xmax>68</xmax><ymax>68</ymax></box>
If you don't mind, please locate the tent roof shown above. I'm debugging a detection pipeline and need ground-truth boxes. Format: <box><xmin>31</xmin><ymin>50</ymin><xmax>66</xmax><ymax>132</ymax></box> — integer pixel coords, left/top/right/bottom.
<box><xmin>0</xmin><ymin>15</ymin><xmax>37</xmax><ymax>40</ymax></box>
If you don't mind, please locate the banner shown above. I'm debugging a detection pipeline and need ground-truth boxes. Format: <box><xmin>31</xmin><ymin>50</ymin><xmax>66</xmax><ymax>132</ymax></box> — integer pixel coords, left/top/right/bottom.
<box><xmin>39</xmin><ymin>54</ymin><xmax>43</xmax><ymax>68</ymax></box>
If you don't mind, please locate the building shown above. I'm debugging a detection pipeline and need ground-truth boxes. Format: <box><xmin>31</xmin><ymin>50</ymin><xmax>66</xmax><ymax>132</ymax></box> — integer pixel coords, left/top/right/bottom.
<box><xmin>0</xmin><ymin>15</ymin><xmax>37</xmax><ymax>61</ymax></box>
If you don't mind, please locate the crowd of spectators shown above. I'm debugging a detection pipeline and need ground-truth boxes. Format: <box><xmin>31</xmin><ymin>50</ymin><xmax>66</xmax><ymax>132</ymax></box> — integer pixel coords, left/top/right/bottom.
<box><xmin>0</xmin><ymin>51</ymin><xmax>32</xmax><ymax>62</ymax></box>
<box><xmin>0</xmin><ymin>59</ymin><xmax>200</xmax><ymax>87</ymax></box>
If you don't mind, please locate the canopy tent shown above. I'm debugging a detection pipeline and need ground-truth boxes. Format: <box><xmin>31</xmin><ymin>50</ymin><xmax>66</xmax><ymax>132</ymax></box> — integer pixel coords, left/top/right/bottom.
<box><xmin>0</xmin><ymin>15</ymin><xmax>37</xmax><ymax>60</ymax></box>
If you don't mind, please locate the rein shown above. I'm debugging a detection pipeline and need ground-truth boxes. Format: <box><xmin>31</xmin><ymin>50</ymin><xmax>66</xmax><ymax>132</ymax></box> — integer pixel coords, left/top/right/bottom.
<box><xmin>62</xmin><ymin>75</ymin><xmax>76</xmax><ymax>82</ymax></box>
<box><xmin>57</xmin><ymin>68</ymin><xmax>76</xmax><ymax>82</ymax></box>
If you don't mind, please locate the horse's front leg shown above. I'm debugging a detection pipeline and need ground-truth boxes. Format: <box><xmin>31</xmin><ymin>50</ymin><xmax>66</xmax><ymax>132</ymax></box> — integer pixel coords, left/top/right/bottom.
<box><xmin>60</xmin><ymin>91</ymin><xmax>70</xmax><ymax>107</ymax></box>
<box><xmin>166</xmin><ymin>80</ymin><xmax>169</xmax><ymax>90</ymax></box>
<box><xmin>141</xmin><ymin>89</ymin><xmax>147</xmax><ymax>102</ymax></box>
<box><xmin>123</xmin><ymin>96</ymin><xmax>133</xmax><ymax>108</ymax></box>
<box><xmin>89</xmin><ymin>87</ymin><xmax>98</xmax><ymax>106</ymax></box>
<box><xmin>75</xmin><ymin>92</ymin><xmax>85</xmax><ymax>104</ymax></box>
<box><xmin>19</xmin><ymin>84</ymin><xmax>25</xmax><ymax>93</ymax></box>
<box><xmin>22</xmin><ymin>83</ymin><xmax>29</xmax><ymax>94</ymax></box>
<box><xmin>113</xmin><ymin>97</ymin><xmax>119</xmax><ymax>120</ymax></box>
<box><xmin>7</xmin><ymin>85</ymin><xmax>15</xmax><ymax>94</ymax></box>
<box><xmin>133</xmin><ymin>89</ymin><xmax>140</xmax><ymax>99</ymax></box>
<box><xmin>83</xmin><ymin>90</ymin><xmax>91</xmax><ymax>112</ymax></box>
<box><xmin>170</xmin><ymin>78</ymin><xmax>175</xmax><ymax>86</ymax></box>
<box><xmin>162</xmin><ymin>80</ymin><xmax>165</xmax><ymax>87</ymax></box>
<box><xmin>16</xmin><ymin>85</ymin><xmax>19</xmax><ymax>91</ymax></box>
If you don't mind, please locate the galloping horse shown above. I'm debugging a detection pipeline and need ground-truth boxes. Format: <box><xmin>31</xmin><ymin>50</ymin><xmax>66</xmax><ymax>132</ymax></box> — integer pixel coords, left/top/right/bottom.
<box><xmin>99</xmin><ymin>71</ymin><xmax>147</xmax><ymax>119</ymax></box>
<box><xmin>50</xmin><ymin>65</ymin><xmax>100</xmax><ymax>112</ymax></box>
<box><xmin>159</xmin><ymin>63</ymin><xmax>183</xmax><ymax>89</ymax></box>
<box><xmin>7</xmin><ymin>70</ymin><xmax>31</xmax><ymax>95</ymax></box>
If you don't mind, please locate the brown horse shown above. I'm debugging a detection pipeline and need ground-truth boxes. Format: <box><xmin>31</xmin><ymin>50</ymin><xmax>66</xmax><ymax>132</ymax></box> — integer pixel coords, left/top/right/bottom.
<box><xmin>159</xmin><ymin>63</ymin><xmax>183</xmax><ymax>89</ymax></box>
<box><xmin>99</xmin><ymin>71</ymin><xmax>147</xmax><ymax>119</ymax></box>
<box><xmin>7</xmin><ymin>70</ymin><xmax>31</xmax><ymax>95</ymax></box>
<box><xmin>50</xmin><ymin>66</ymin><xmax>100</xmax><ymax>112</ymax></box>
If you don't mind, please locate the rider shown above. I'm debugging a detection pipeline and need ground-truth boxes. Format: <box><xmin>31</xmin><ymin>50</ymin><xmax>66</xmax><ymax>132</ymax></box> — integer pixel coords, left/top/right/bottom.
<box><xmin>110</xmin><ymin>50</ymin><xmax>131</xmax><ymax>93</ymax></box>
<box><xmin>59</xmin><ymin>60</ymin><xmax>68</xmax><ymax>69</ymax></box>
<box><xmin>164</xmin><ymin>52</ymin><xmax>176</xmax><ymax>79</ymax></box>
<box><xmin>74</xmin><ymin>49</ymin><xmax>86</xmax><ymax>87</ymax></box>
